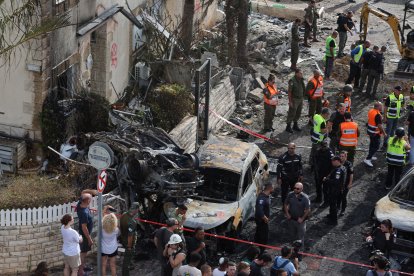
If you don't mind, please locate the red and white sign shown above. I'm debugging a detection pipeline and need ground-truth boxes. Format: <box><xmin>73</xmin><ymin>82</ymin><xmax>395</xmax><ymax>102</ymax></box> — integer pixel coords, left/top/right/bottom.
<box><xmin>97</xmin><ymin>170</ymin><xmax>107</xmax><ymax>193</ymax></box>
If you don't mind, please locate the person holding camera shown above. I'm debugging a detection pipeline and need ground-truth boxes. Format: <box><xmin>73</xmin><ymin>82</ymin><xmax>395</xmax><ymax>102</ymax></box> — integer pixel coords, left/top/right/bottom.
<box><xmin>270</xmin><ymin>246</ymin><xmax>299</xmax><ymax>276</ymax></box>
<box><xmin>366</xmin><ymin>255</ymin><xmax>392</xmax><ymax>276</ymax></box>
<box><xmin>366</xmin><ymin>219</ymin><xmax>394</xmax><ymax>258</ymax></box>
<box><xmin>163</xmin><ymin>234</ymin><xmax>187</xmax><ymax>276</ymax></box>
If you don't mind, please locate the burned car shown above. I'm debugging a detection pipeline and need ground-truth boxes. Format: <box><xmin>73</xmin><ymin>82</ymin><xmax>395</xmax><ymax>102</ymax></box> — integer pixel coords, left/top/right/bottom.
<box><xmin>374</xmin><ymin>167</ymin><xmax>414</xmax><ymax>258</ymax></box>
<box><xmin>164</xmin><ymin>136</ymin><xmax>269</xmax><ymax>243</ymax></box>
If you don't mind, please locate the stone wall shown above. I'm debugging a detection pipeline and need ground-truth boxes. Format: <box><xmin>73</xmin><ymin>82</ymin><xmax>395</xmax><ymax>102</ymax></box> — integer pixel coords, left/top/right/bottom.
<box><xmin>169</xmin><ymin>76</ymin><xmax>235</xmax><ymax>152</ymax></box>
<box><xmin>0</xmin><ymin>219</ymin><xmax>98</xmax><ymax>275</ymax></box>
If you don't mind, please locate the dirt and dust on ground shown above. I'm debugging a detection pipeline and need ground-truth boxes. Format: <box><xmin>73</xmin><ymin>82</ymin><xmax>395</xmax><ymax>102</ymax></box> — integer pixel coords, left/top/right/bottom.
<box><xmin>35</xmin><ymin>0</ymin><xmax>414</xmax><ymax>275</ymax></box>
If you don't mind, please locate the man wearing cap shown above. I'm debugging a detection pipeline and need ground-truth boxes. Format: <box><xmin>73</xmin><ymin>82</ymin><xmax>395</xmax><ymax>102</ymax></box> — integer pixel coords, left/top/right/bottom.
<box><xmin>383</xmin><ymin>86</ymin><xmax>405</xmax><ymax>149</ymax></box>
<box><xmin>119</xmin><ymin>203</ymin><xmax>140</xmax><ymax>275</ymax></box>
<box><xmin>254</xmin><ymin>182</ymin><xmax>274</xmax><ymax>253</ymax></box>
<box><xmin>338</xmin><ymin>112</ymin><xmax>360</xmax><ymax>162</ymax></box>
<box><xmin>323</xmin><ymin>156</ymin><xmax>346</xmax><ymax>225</ymax></box>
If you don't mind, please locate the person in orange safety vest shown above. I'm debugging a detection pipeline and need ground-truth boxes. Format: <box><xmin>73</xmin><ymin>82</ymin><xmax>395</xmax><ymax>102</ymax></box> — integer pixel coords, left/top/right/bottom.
<box><xmin>338</xmin><ymin>112</ymin><xmax>359</xmax><ymax>162</ymax></box>
<box><xmin>306</xmin><ymin>70</ymin><xmax>324</xmax><ymax>126</ymax></box>
<box><xmin>262</xmin><ymin>74</ymin><xmax>279</xmax><ymax>132</ymax></box>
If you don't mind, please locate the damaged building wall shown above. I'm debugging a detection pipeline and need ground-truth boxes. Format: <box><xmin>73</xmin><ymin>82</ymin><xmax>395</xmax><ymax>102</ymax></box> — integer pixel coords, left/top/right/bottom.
<box><xmin>0</xmin><ymin>0</ymin><xmax>146</xmax><ymax>140</ymax></box>
<box><xmin>169</xmin><ymin>76</ymin><xmax>235</xmax><ymax>152</ymax></box>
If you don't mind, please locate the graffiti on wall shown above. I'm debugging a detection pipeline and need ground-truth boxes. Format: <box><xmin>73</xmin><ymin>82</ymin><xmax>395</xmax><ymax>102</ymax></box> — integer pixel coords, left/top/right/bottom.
<box><xmin>110</xmin><ymin>42</ymin><xmax>118</xmax><ymax>69</ymax></box>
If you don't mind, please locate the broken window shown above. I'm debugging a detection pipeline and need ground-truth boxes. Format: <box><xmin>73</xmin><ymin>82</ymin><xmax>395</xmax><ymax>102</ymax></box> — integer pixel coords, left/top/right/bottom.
<box><xmin>391</xmin><ymin>174</ymin><xmax>414</xmax><ymax>203</ymax></box>
<box><xmin>242</xmin><ymin>166</ymin><xmax>252</xmax><ymax>196</ymax></box>
<box><xmin>195</xmin><ymin>168</ymin><xmax>240</xmax><ymax>202</ymax></box>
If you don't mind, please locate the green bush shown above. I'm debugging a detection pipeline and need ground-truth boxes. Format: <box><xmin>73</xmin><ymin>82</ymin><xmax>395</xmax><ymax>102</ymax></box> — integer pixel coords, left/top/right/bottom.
<box><xmin>147</xmin><ymin>84</ymin><xmax>193</xmax><ymax>131</ymax></box>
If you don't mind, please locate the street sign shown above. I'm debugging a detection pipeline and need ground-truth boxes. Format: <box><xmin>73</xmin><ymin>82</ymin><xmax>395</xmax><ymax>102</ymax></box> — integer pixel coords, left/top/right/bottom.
<box><xmin>88</xmin><ymin>142</ymin><xmax>114</xmax><ymax>170</ymax></box>
<box><xmin>97</xmin><ymin>170</ymin><xmax>107</xmax><ymax>193</ymax></box>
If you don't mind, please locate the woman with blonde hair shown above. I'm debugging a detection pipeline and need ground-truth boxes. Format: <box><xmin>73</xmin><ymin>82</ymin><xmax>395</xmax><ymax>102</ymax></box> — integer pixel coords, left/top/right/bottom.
<box><xmin>60</xmin><ymin>214</ymin><xmax>82</xmax><ymax>276</ymax></box>
<box><xmin>102</xmin><ymin>213</ymin><xmax>120</xmax><ymax>276</ymax></box>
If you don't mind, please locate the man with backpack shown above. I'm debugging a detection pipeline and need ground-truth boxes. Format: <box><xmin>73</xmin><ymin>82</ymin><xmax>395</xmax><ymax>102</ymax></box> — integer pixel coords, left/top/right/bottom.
<box><xmin>270</xmin><ymin>246</ymin><xmax>299</xmax><ymax>276</ymax></box>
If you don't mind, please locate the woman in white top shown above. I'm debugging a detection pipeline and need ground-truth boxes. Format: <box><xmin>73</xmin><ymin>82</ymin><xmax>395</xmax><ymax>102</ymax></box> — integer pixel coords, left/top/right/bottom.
<box><xmin>102</xmin><ymin>213</ymin><xmax>120</xmax><ymax>276</ymax></box>
<box><xmin>60</xmin><ymin>214</ymin><xmax>82</xmax><ymax>276</ymax></box>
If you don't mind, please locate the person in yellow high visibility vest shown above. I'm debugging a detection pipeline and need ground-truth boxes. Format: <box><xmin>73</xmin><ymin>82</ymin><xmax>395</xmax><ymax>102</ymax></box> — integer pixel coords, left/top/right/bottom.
<box><xmin>346</xmin><ymin>41</ymin><xmax>371</xmax><ymax>89</ymax></box>
<box><xmin>383</xmin><ymin>86</ymin><xmax>405</xmax><ymax>149</ymax></box>
<box><xmin>324</xmin><ymin>31</ymin><xmax>338</xmax><ymax>81</ymax></box>
<box><xmin>385</xmin><ymin>127</ymin><xmax>410</xmax><ymax>189</ymax></box>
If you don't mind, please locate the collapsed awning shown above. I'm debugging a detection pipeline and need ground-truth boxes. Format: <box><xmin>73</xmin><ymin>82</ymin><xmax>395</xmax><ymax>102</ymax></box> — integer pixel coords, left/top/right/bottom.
<box><xmin>77</xmin><ymin>5</ymin><xmax>143</xmax><ymax>36</ymax></box>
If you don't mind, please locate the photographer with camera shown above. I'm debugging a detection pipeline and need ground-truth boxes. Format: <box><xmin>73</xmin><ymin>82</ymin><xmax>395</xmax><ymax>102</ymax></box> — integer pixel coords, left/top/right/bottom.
<box><xmin>270</xmin><ymin>246</ymin><xmax>299</xmax><ymax>276</ymax></box>
<box><xmin>366</xmin><ymin>254</ymin><xmax>391</xmax><ymax>276</ymax></box>
<box><xmin>366</xmin><ymin>219</ymin><xmax>394</xmax><ymax>258</ymax></box>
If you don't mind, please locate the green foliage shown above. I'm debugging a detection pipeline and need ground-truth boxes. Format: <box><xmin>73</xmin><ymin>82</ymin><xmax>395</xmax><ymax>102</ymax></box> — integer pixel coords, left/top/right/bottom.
<box><xmin>0</xmin><ymin>175</ymin><xmax>76</xmax><ymax>209</ymax></box>
<box><xmin>147</xmin><ymin>84</ymin><xmax>193</xmax><ymax>131</ymax></box>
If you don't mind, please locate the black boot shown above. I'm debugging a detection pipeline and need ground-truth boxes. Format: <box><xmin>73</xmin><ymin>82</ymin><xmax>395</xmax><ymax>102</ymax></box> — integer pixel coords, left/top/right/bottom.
<box><xmin>293</xmin><ymin>122</ymin><xmax>301</xmax><ymax>131</ymax></box>
<box><xmin>285</xmin><ymin>123</ymin><xmax>293</xmax><ymax>133</ymax></box>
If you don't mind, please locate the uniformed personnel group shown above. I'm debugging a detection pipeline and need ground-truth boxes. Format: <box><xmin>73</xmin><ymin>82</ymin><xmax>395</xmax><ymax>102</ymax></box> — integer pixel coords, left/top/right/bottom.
<box><xmin>51</xmin><ymin>2</ymin><xmax>414</xmax><ymax>276</ymax></box>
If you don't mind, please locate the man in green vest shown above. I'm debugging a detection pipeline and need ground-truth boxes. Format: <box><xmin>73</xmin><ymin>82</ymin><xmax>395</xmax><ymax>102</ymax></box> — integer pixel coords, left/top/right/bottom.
<box><xmin>286</xmin><ymin>68</ymin><xmax>306</xmax><ymax>133</ymax></box>
<box><xmin>309</xmin><ymin>108</ymin><xmax>330</xmax><ymax>166</ymax></box>
<box><xmin>383</xmin><ymin>86</ymin><xmax>405</xmax><ymax>149</ymax></box>
<box><xmin>385</xmin><ymin>127</ymin><xmax>410</xmax><ymax>189</ymax></box>
<box><xmin>346</xmin><ymin>40</ymin><xmax>371</xmax><ymax>89</ymax></box>
<box><xmin>120</xmin><ymin>203</ymin><xmax>140</xmax><ymax>276</ymax></box>
<box><xmin>324</xmin><ymin>31</ymin><xmax>338</xmax><ymax>81</ymax></box>
<box><xmin>408</xmin><ymin>86</ymin><xmax>414</xmax><ymax>112</ymax></box>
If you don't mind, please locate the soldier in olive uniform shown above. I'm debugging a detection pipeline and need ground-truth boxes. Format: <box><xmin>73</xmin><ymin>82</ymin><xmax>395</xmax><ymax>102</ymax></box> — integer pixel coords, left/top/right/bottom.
<box><xmin>286</xmin><ymin>68</ymin><xmax>306</xmax><ymax>133</ymax></box>
<box><xmin>291</xmin><ymin>19</ymin><xmax>301</xmax><ymax>70</ymax></box>
<box><xmin>303</xmin><ymin>0</ymin><xmax>314</xmax><ymax>47</ymax></box>
<box><xmin>312</xmin><ymin>1</ymin><xmax>320</xmax><ymax>42</ymax></box>
<box><xmin>120</xmin><ymin>203</ymin><xmax>139</xmax><ymax>276</ymax></box>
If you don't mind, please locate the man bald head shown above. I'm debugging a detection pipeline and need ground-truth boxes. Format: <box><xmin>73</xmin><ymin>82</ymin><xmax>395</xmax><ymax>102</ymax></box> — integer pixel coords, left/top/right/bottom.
<box><xmin>287</xmin><ymin>142</ymin><xmax>296</xmax><ymax>155</ymax></box>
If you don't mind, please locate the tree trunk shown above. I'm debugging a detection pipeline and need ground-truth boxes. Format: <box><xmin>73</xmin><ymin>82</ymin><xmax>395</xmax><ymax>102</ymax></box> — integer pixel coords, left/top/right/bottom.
<box><xmin>180</xmin><ymin>0</ymin><xmax>195</xmax><ymax>56</ymax></box>
<box><xmin>237</xmin><ymin>0</ymin><xmax>249</xmax><ymax>68</ymax></box>
<box><xmin>225</xmin><ymin>0</ymin><xmax>237</xmax><ymax>66</ymax></box>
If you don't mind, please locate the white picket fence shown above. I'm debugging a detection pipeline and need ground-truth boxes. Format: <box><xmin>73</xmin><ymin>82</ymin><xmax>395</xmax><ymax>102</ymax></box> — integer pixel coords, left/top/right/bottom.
<box><xmin>0</xmin><ymin>197</ymin><xmax>100</xmax><ymax>227</ymax></box>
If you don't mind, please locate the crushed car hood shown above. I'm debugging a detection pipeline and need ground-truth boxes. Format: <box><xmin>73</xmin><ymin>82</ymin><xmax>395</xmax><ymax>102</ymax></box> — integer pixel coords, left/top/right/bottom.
<box><xmin>164</xmin><ymin>200</ymin><xmax>238</xmax><ymax>230</ymax></box>
<box><xmin>375</xmin><ymin>196</ymin><xmax>414</xmax><ymax>232</ymax></box>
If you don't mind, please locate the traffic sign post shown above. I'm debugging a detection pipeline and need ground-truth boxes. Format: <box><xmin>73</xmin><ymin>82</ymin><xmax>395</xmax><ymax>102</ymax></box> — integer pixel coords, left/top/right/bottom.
<box><xmin>88</xmin><ymin>142</ymin><xmax>113</xmax><ymax>276</ymax></box>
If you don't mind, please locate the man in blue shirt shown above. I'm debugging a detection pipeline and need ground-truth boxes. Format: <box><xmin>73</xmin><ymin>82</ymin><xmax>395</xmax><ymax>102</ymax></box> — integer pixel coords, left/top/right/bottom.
<box><xmin>346</xmin><ymin>40</ymin><xmax>371</xmax><ymax>89</ymax></box>
<box><xmin>77</xmin><ymin>189</ymin><xmax>97</xmax><ymax>275</ymax></box>
<box><xmin>270</xmin><ymin>246</ymin><xmax>299</xmax><ymax>276</ymax></box>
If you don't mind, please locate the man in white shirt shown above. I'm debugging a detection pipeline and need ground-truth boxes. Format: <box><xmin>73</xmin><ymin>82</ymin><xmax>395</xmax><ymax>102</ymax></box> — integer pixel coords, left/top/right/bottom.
<box><xmin>212</xmin><ymin>257</ymin><xmax>228</xmax><ymax>276</ymax></box>
<box><xmin>178</xmin><ymin>252</ymin><xmax>202</xmax><ymax>276</ymax></box>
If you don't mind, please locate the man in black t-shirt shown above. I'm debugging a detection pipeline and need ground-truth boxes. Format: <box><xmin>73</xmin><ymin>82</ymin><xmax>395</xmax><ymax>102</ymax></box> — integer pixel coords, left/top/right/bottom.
<box><xmin>337</xmin><ymin>11</ymin><xmax>354</xmax><ymax>57</ymax></box>
<box><xmin>366</xmin><ymin>46</ymin><xmax>386</xmax><ymax>98</ymax></box>
<box><xmin>328</xmin><ymin>103</ymin><xmax>346</xmax><ymax>153</ymax></box>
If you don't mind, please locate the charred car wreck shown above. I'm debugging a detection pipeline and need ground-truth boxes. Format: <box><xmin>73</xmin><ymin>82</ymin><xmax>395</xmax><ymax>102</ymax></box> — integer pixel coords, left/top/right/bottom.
<box><xmin>83</xmin><ymin>113</ymin><xmax>269</xmax><ymax>250</ymax></box>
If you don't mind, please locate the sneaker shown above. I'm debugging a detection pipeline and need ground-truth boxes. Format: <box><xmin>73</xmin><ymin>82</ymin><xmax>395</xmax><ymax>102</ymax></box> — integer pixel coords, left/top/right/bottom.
<box><xmin>364</xmin><ymin>159</ymin><xmax>373</xmax><ymax>167</ymax></box>
<box><xmin>371</xmin><ymin>156</ymin><xmax>378</xmax><ymax>161</ymax></box>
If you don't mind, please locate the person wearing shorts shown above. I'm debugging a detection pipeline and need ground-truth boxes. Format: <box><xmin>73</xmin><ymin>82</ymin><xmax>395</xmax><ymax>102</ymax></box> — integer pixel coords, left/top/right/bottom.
<box><xmin>102</xmin><ymin>213</ymin><xmax>120</xmax><ymax>276</ymax></box>
<box><xmin>60</xmin><ymin>214</ymin><xmax>82</xmax><ymax>276</ymax></box>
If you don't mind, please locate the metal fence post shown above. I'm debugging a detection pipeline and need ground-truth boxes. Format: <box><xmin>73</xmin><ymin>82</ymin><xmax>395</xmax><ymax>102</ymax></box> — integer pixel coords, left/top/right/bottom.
<box><xmin>203</xmin><ymin>58</ymin><xmax>211</xmax><ymax>140</ymax></box>
<box><xmin>195</xmin><ymin>70</ymin><xmax>200</xmax><ymax>151</ymax></box>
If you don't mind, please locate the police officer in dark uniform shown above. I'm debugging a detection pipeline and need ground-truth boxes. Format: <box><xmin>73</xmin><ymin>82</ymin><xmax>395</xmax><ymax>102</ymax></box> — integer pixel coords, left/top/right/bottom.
<box><xmin>277</xmin><ymin>143</ymin><xmax>303</xmax><ymax>206</ymax></box>
<box><xmin>313</xmin><ymin>140</ymin><xmax>334</xmax><ymax>204</ymax></box>
<box><xmin>254</xmin><ymin>182</ymin><xmax>274</xmax><ymax>253</ymax></box>
<box><xmin>120</xmin><ymin>203</ymin><xmax>139</xmax><ymax>276</ymax></box>
<box><xmin>323</xmin><ymin>156</ymin><xmax>346</xmax><ymax>225</ymax></box>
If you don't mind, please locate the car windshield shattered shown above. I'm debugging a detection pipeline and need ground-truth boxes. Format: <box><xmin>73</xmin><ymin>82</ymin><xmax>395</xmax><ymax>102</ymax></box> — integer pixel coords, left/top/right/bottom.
<box><xmin>194</xmin><ymin>168</ymin><xmax>240</xmax><ymax>203</ymax></box>
<box><xmin>390</xmin><ymin>173</ymin><xmax>414</xmax><ymax>204</ymax></box>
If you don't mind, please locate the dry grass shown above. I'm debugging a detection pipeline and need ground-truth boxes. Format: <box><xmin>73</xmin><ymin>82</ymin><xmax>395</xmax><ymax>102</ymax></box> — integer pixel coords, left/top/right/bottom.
<box><xmin>0</xmin><ymin>175</ymin><xmax>76</xmax><ymax>210</ymax></box>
